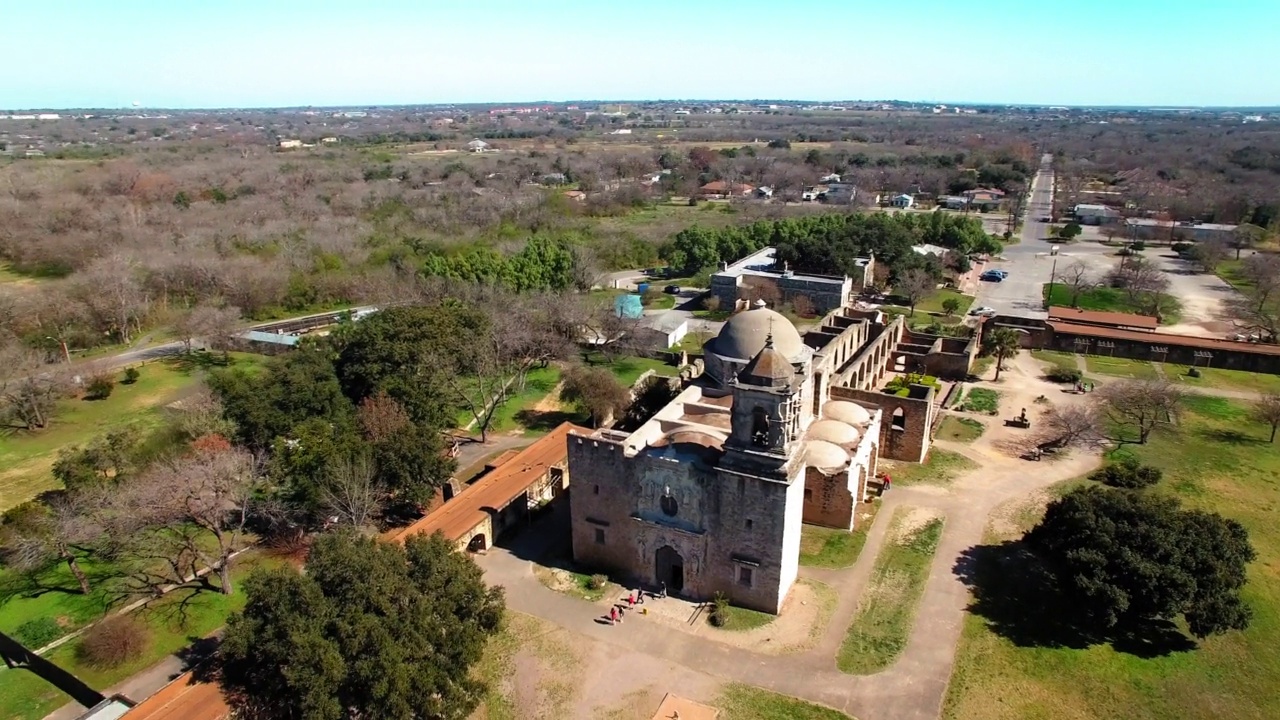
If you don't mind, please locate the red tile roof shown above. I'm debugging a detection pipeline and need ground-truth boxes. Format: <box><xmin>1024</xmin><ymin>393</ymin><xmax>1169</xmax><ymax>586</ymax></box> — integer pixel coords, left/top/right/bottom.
<box><xmin>1047</xmin><ymin>306</ymin><xmax>1158</xmax><ymax>331</ymax></box>
<box><xmin>124</xmin><ymin>672</ymin><xmax>229</xmax><ymax>720</ymax></box>
<box><xmin>1047</xmin><ymin>321</ymin><xmax>1280</xmax><ymax>355</ymax></box>
<box><xmin>392</xmin><ymin>423</ymin><xmax>578</xmax><ymax>545</ymax></box>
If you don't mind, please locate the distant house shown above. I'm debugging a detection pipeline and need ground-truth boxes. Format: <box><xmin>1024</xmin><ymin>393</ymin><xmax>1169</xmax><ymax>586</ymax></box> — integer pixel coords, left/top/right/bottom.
<box><xmin>819</xmin><ymin>172</ymin><xmax>842</xmax><ymax>183</ymax></box>
<box><xmin>889</xmin><ymin>193</ymin><xmax>915</xmax><ymax>209</ymax></box>
<box><xmin>467</xmin><ymin>138</ymin><xmax>490</xmax><ymax>152</ymax></box>
<box><xmin>1124</xmin><ymin>218</ymin><xmax>1238</xmax><ymax>243</ymax></box>
<box><xmin>609</xmin><ymin>128</ymin><xmax>633</xmax><ymax>135</ymax></box>
<box><xmin>756</xmin><ymin>186</ymin><xmax>774</xmax><ymax>199</ymax></box>
<box><xmin>699</xmin><ymin>180</ymin><xmax>754</xmax><ymax>198</ymax></box>
<box><xmin>541</xmin><ymin>172</ymin><xmax>569</xmax><ymax>185</ymax></box>
<box><xmin>963</xmin><ymin>187</ymin><xmax>1005</xmax><ymax>203</ymax></box>
<box><xmin>801</xmin><ymin>184</ymin><xmax>830</xmax><ymax>202</ymax></box>
<box><xmin>1073</xmin><ymin>203</ymin><xmax>1117</xmax><ymax>225</ymax></box>
<box><xmin>562</xmin><ymin>190</ymin><xmax>587</xmax><ymax>202</ymax></box>
<box><xmin>822</xmin><ymin>183</ymin><xmax>858</xmax><ymax>205</ymax></box>
<box><xmin>278</xmin><ymin>139</ymin><xmax>303</xmax><ymax>149</ymax></box>
<box><xmin>939</xmin><ymin>195</ymin><xmax>969</xmax><ymax>210</ymax></box>
<box><xmin>320</xmin><ymin>137</ymin><xmax>339</xmax><ymax>144</ymax></box>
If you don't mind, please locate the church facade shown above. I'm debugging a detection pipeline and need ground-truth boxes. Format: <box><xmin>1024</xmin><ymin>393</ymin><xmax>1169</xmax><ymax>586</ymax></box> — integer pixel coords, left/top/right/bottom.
<box><xmin>568</xmin><ymin>302</ymin><xmax>894</xmax><ymax>613</ymax></box>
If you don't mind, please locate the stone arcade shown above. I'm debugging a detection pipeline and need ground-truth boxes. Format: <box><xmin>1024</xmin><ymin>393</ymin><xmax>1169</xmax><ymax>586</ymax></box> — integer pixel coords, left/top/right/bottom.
<box><xmin>568</xmin><ymin>301</ymin><xmax>940</xmax><ymax>613</ymax></box>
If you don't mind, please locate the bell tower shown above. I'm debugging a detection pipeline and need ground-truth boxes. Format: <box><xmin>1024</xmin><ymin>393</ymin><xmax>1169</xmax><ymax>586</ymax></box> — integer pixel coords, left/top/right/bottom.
<box><xmin>722</xmin><ymin>333</ymin><xmax>803</xmax><ymax>476</ymax></box>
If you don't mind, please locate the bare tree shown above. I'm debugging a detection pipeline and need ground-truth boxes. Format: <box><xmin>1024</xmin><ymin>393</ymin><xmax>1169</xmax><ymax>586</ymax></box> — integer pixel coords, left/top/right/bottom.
<box><xmin>0</xmin><ymin>342</ymin><xmax>69</xmax><ymax>430</ymax></box>
<box><xmin>1106</xmin><ymin>256</ymin><xmax>1171</xmax><ymax>317</ymax></box>
<box><xmin>74</xmin><ymin>255</ymin><xmax>149</xmax><ymax>345</ymax></box>
<box><xmin>1096</xmin><ymin>380</ymin><xmax>1183</xmax><ymax>444</ymax></box>
<box><xmin>1250</xmin><ymin>394</ymin><xmax>1280</xmax><ymax>443</ymax></box>
<box><xmin>107</xmin><ymin>447</ymin><xmax>258</xmax><ymax>596</ymax></box>
<box><xmin>321</xmin><ymin>453</ymin><xmax>384</xmax><ymax>530</ymax></box>
<box><xmin>897</xmin><ymin>269</ymin><xmax>937</xmax><ymax>317</ymax></box>
<box><xmin>0</xmin><ymin>492</ymin><xmax>103</xmax><ymax>594</ymax></box>
<box><xmin>1226</xmin><ymin>253</ymin><xmax>1280</xmax><ymax>342</ymax></box>
<box><xmin>1055</xmin><ymin>260</ymin><xmax>1096</xmax><ymax>307</ymax></box>
<box><xmin>561</xmin><ymin>363</ymin><xmax>631</xmax><ymax>427</ymax></box>
<box><xmin>1187</xmin><ymin>240</ymin><xmax>1230</xmax><ymax>274</ymax></box>
<box><xmin>1038</xmin><ymin>403</ymin><xmax>1106</xmax><ymax>450</ymax></box>
<box><xmin>170</xmin><ymin>387</ymin><xmax>235</xmax><ymax>440</ymax></box>
<box><xmin>178</xmin><ymin>304</ymin><xmax>242</xmax><ymax>357</ymax></box>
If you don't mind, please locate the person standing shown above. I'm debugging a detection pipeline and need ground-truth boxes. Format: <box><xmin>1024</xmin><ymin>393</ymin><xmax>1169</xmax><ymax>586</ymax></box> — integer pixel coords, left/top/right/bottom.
<box><xmin>883</xmin><ymin>474</ymin><xmax>892</xmax><ymax>493</ymax></box>
<box><xmin>609</xmin><ymin>606</ymin><xmax>618</xmax><ymax>625</ymax></box>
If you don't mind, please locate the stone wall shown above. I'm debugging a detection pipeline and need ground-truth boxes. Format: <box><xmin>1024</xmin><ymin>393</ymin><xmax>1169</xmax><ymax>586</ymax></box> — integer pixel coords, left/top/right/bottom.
<box><xmin>802</xmin><ymin>466</ymin><xmax>858</xmax><ymax>530</ymax></box>
<box><xmin>832</xmin><ymin>387</ymin><xmax>932</xmax><ymax>463</ymax></box>
<box><xmin>567</xmin><ymin>433</ymin><xmax>799</xmax><ymax>614</ymax></box>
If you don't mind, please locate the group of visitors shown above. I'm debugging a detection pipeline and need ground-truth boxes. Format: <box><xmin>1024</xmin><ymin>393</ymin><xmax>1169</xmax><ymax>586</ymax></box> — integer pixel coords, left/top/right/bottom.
<box><xmin>606</xmin><ymin>582</ymin><xmax>666</xmax><ymax>625</ymax></box>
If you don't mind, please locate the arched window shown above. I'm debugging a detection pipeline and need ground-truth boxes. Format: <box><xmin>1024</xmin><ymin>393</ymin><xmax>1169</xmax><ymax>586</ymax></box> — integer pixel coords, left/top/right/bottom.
<box><xmin>660</xmin><ymin>485</ymin><xmax>678</xmax><ymax>516</ymax></box>
<box><xmin>751</xmin><ymin>406</ymin><xmax>770</xmax><ymax>447</ymax></box>
<box><xmin>892</xmin><ymin>407</ymin><xmax>906</xmax><ymax>431</ymax></box>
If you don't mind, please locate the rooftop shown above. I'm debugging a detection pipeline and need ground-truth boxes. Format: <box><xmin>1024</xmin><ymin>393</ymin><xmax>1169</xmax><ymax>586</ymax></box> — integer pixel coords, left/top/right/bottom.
<box><xmin>1047</xmin><ymin>321</ymin><xmax>1280</xmax><ymax>356</ymax></box>
<box><xmin>1047</xmin><ymin>306</ymin><xmax>1158</xmax><ymax>331</ymax></box>
<box><xmin>712</xmin><ymin>246</ymin><xmax>851</xmax><ymax>286</ymax></box>
<box><xmin>393</xmin><ymin>423</ymin><xmax>578</xmax><ymax>544</ymax></box>
<box><xmin>123</xmin><ymin>672</ymin><xmax>228</xmax><ymax>720</ymax></box>
<box><xmin>650</xmin><ymin>693</ymin><xmax>720</xmax><ymax>720</ymax></box>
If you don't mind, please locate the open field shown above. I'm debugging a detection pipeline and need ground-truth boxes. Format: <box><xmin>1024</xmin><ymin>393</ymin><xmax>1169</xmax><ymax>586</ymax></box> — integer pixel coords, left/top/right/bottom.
<box><xmin>837</xmin><ymin>510</ymin><xmax>944</xmax><ymax>674</ymax></box>
<box><xmin>0</xmin><ymin>352</ymin><xmax>265</xmax><ymax>511</ymax></box>
<box><xmin>1083</xmin><ymin>354</ymin><xmax>1161</xmax><ymax>380</ymax></box>
<box><xmin>944</xmin><ymin>395</ymin><xmax>1280</xmax><ymax>720</ymax></box>
<box><xmin>885</xmin><ymin>448</ymin><xmax>976</xmax><ymax>488</ymax></box>
<box><xmin>0</xmin><ymin>549</ymin><xmax>287</xmax><ymax>720</ymax></box>
<box><xmin>799</xmin><ymin>505</ymin><xmax>878</xmax><ymax>568</ymax></box>
<box><xmin>937</xmin><ymin>415</ymin><xmax>985</xmax><ymax>443</ymax></box>
<box><xmin>1043</xmin><ymin>284</ymin><xmax>1182</xmax><ymax>324</ymax></box>
<box><xmin>1166</xmin><ymin>364</ymin><xmax>1280</xmax><ymax>395</ymax></box>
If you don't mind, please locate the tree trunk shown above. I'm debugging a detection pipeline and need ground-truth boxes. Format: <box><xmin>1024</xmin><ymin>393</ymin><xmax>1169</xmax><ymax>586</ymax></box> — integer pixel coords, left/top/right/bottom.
<box><xmin>65</xmin><ymin>554</ymin><xmax>91</xmax><ymax>595</ymax></box>
<box><xmin>994</xmin><ymin>358</ymin><xmax>1003</xmax><ymax>381</ymax></box>
<box><xmin>217</xmin><ymin>563</ymin><xmax>233</xmax><ymax>595</ymax></box>
<box><xmin>1271</xmin><ymin>423</ymin><xmax>1277</xmax><ymax>443</ymax></box>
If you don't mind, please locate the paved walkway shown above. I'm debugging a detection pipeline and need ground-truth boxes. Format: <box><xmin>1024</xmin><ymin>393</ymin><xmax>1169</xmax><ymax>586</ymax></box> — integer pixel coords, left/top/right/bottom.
<box><xmin>477</xmin><ymin>352</ymin><xmax>1102</xmax><ymax>720</ymax></box>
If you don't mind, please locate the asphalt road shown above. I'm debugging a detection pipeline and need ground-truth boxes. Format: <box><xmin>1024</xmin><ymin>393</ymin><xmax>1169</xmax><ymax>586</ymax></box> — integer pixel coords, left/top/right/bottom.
<box><xmin>975</xmin><ymin>154</ymin><xmax>1059</xmax><ymax>318</ymax></box>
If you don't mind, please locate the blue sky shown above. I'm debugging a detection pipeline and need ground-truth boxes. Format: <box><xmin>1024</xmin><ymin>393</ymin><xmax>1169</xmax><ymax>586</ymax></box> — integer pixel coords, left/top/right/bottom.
<box><xmin>4</xmin><ymin>0</ymin><xmax>1278</xmax><ymax>109</ymax></box>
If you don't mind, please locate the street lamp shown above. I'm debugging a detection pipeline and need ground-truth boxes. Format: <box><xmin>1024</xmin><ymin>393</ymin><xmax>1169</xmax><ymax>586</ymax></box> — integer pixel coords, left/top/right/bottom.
<box><xmin>1046</xmin><ymin>255</ymin><xmax>1059</xmax><ymax>309</ymax></box>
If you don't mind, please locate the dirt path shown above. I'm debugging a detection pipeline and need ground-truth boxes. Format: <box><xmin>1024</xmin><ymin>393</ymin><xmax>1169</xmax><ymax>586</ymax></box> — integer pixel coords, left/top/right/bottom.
<box><xmin>477</xmin><ymin>349</ymin><xmax>1103</xmax><ymax>720</ymax></box>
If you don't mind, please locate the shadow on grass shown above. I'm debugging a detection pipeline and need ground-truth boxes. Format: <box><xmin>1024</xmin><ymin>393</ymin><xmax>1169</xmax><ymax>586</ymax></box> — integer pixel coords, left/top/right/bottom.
<box><xmin>954</xmin><ymin>540</ymin><xmax>1196</xmax><ymax>659</ymax></box>
<box><xmin>1199</xmin><ymin>427</ymin><xmax>1265</xmax><ymax>446</ymax></box>
<box><xmin>514</xmin><ymin>409</ymin><xmax>586</xmax><ymax>434</ymax></box>
<box><xmin>163</xmin><ymin>351</ymin><xmax>234</xmax><ymax>374</ymax></box>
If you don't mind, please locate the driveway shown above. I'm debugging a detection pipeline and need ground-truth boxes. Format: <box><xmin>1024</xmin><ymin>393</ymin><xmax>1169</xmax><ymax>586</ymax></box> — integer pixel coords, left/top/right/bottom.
<box><xmin>1143</xmin><ymin>249</ymin><xmax>1242</xmax><ymax>337</ymax></box>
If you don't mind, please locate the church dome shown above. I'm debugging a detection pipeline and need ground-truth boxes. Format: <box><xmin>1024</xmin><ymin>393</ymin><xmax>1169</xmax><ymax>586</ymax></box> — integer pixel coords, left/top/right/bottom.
<box><xmin>808</xmin><ymin>419</ymin><xmax>861</xmax><ymax>446</ymax></box>
<box><xmin>824</xmin><ymin>400</ymin><xmax>873</xmax><ymax>427</ymax></box>
<box><xmin>711</xmin><ymin>301</ymin><xmax>804</xmax><ymax>361</ymax></box>
<box><xmin>805</xmin><ymin>440</ymin><xmax>850</xmax><ymax>470</ymax></box>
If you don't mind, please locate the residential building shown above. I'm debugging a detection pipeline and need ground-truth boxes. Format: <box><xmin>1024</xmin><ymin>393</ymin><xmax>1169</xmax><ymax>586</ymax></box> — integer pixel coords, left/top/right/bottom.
<box><xmin>1124</xmin><ymin>218</ymin><xmax>1238</xmax><ymax>243</ymax></box>
<box><xmin>1073</xmin><ymin>203</ymin><xmax>1117</xmax><ymax>225</ymax></box>
<box><xmin>708</xmin><ymin>246</ymin><xmax>867</xmax><ymax>312</ymax></box>
<box><xmin>278</xmin><ymin>139</ymin><xmax>303</xmax><ymax>149</ymax></box>
<box><xmin>698</xmin><ymin>180</ymin><xmax>754</xmax><ymax>198</ymax></box>
<box><xmin>467</xmin><ymin>138</ymin><xmax>490</xmax><ymax>152</ymax></box>
<box><xmin>822</xmin><ymin>183</ymin><xmax>858</xmax><ymax>205</ymax></box>
<box><xmin>889</xmin><ymin>194</ymin><xmax>915</xmax><ymax>209</ymax></box>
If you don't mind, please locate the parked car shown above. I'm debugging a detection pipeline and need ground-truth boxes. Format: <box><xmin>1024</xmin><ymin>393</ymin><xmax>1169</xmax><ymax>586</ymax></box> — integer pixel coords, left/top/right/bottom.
<box><xmin>979</xmin><ymin>270</ymin><xmax>1005</xmax><ymax>282</ymax></box>
<box><xmin>663</xmin><ymin>285</ymin><xmax>681</xmax><ymax>295</ymax></box>
<box><xmin>969</xmin><ymin>306</ymin><xmax>998</xmax><ymax>317</ymax></box>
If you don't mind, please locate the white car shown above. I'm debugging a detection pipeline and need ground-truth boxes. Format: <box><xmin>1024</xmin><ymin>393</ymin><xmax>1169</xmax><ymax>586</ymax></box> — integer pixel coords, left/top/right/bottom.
<box><xmin>969</xmin><ymin>306</ymin><xmax>997</xmax><ymax>317</ymax></box>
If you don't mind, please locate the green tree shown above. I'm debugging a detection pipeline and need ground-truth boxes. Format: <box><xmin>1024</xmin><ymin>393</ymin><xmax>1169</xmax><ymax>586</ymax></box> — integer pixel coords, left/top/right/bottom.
<box><xmin>210</xmin><ymin>349</ymin><xmax>355</xmax><ymax>451</ymax></box>
<box><xmin>982</xmin><ymin>327</ymin><xmax>1022</xmax><ymax>381</ymax></box>
<box><xmin>219</xmin><ymin>532</ymin><xmax>505</xmax><ymax>720</ymax></box>
<box><xmin>941</xmin><ymin>297</ymin><xmax>961</xmax><ymax>317</ymax></box>
<box><xmin>561</xmin><ymin>364</ymin><xmax>631</xmax><ymax>427</ymax></box>
<box><xmin>1026</xmin><ymin>486</ymin><xmax>1254</xmax><ymax>639</ymax></box>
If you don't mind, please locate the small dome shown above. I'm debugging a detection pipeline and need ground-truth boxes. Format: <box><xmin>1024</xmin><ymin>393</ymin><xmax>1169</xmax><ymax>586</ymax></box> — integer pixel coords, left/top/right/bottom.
<box><xmin>824</xmin><ymin>400</ymin><xmax>872</xmax><ymax>426</ymax></box>
<box><xmin>654</xmin><ymin>425</ymin><xmax>727</xmax><ymax>450</ymax></box>
<box><xmin>711</xmin><ymin>304</ymin><xmax>804</xmax><ymax>361</ymax></box>
<box><xmin>808</xmin><ymin>419</ymin><xmax>861</xmax><ymax>446</ymax></box>
<box><xmin>805</xmin><ymin>440</ymin><xmax>850</xmax><ymax>470</ymax></box>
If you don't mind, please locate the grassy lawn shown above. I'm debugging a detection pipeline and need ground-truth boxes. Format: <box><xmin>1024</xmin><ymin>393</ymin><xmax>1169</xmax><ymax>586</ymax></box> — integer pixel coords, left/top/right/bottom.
<box><xmin>645</xmin><ymin>294</ymin><xmax>677</xmax><ymax>311</ymax></box>
<box><xmin>837</xmin><ymin>510</ymin><xmax>944</xmax><ymax>674</ymax></box>
<box><xmin>693</xmin><ymin>308</ymin><xmax>733</xmax><ymax>321</ymax></box>
<box><xmin>0</xmin><ymin>550</ymin><xmax>286</xmax><ymax>720</ymax></box>
<box><xmin>916</xmin><ymin>289</ymin><xmax>975</xmax><ymax>316</ymax></box>
<box><xmin>474</xmin><ymin>612</ymin><xmax>581</xmax><ymax>720</ymax></box>
<box><xmin>0</xmin><ymin>353</ymin><xmax>265</xmax><ymax>511</ymax></box>
<box><xmin>800</xmin><ymin>506</ymin><xmax>878</xmax><ymax>568</ymax></box>
<box><xmin>1084</xmin><ymin>354</ymin><xmax>1160</xmax><ymax>380</ymax></box>
<box><xmin>1166</xmin><ymin>364</ymin><xmax>1280</xmax><ymax>395</ymax></box>
<box><xmin>676</xmin><ymin>330</ymin><xmax>714</xmax><ymax>355</ymax></box>
<box><xmin>937</xmin><ymin>415</ymin><xmax>985</xmax><ymax>443</ymax></box>
<box><xmin>532</xmin><ymin>563</ymin><xmax>612</xmax><ymax>603</ymax></box>
<box><xmin>1043</xmin><ymin>284</ymin><xmax>1182</xmax><ymax>324</ymax></box>
<box><xmin>886</xmin><ymin>449</ymin><xmax>977</xmax><ymax>488</ymax></box>
<box><xmin>959</xmin><ymin>387</ymin><xmax>1000</xmax><ymax>414</ymax></box>
<box><xmin>464</xmin><ymin>365</ymin><xmax>564</xmax><ymax>436</ymax></box>
<box><xmin>1216</xmin><ymin>258</ymin><xmax>1249</xmax><ymax>291</ymax></box>
<box><xmin>944</xmin><ymin>395</ymin><xmax>1280</xmax><ymax>720</ymax></box>
<box><xmin>1031</xmin><ymin>349</ymin><xmax>1079</xmax><ymax>375</ymax></box>
<box><xmin>583</xmin><ymin>352</ymin><xmax>679</xmax><ymax>386</ymax></box>
<box><xmin>717</xmin><ymin>683</ymin><xmax>854</xmax><ymax>719</ymax></box>
<box><xmin>711</xmin><ymin>604</ymin><xmax>776</xmax><ymax>632</ymax></box>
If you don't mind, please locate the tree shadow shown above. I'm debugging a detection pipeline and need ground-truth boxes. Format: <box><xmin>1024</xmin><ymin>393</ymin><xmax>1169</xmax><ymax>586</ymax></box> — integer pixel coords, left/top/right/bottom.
<box><xmin>514</xmin><ymin>409</ymin><xmax>584</xmax><ymax>434</ymax></box>
<box><xmin>954</xmin><ymin>540</ymin><xmax>1196</xmax><ymax>658</ymax></box>
<box><xmin>1199</xmin><ymin>427</ymin><xmax>1263</xmax><ymax>446</ymax></box>
<box><xmin>163</xmin><ymin>351</ymin><xmax>233</xmax><ymax>374</ymax></box>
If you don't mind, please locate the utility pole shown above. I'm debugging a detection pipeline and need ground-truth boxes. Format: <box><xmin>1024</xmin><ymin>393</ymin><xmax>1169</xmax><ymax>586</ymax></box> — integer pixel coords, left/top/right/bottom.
<box><xmin>1047</xmin><ymin>255</ymin><xmax>1059</xmax><ymax>309</ymax></box>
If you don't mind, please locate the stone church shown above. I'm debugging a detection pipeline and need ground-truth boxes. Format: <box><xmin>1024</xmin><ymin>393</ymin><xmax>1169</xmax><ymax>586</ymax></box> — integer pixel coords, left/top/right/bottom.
<box><xmin>568</xmin><ymin>301</ymin><xmax>917</xmax><ymax>614</ymax></box>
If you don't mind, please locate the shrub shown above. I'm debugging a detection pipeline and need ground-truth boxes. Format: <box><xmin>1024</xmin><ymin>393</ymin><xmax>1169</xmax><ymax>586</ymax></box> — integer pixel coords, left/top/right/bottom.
<box><xmin>587</xmin><ymin>574</ymin><xmax>607</xmax><ymax>591</ymax></box>
<box><xmin>1171</xmin><ymin>242</ymin><xmax>1192</xmax><ymax>254</ymax></box>
<box><xmin>1187</xmin><ymin>367</ymin><xmax>1202</xmax><ymax>378</ymax></box>
<box><xmin>84</xmin><ymin>374</ymin><xmax>115</xmax><ymax>400</ymax></box>
<box><xmin>1131</xmin><ymin>241</ymin><xmax>1146</xmax><ymax>251</ymax></box>
<box><xmin>15</xmin><ymin>617</ymin><xmax>66</xmax><ymax>649</ymax></box>
<box><xmin>76</xmin><ymin>614</ymin><xmax>150</xmax><ymax>668</ymax></box>
<box><xmin>122</xmin><ymin>367</ymin><xmax>141</xmax><ymax>385</ymax></box>
<box><xmin>1046</xmin><ymin>366</ymin><xmax>1083</xmax><ymax>383</ymax></box>
<box><xmin>1089</xmin><ymin>457</ymin><xmax>1162</xmax><ymax>489</ymax></box>
<box><xmin>710</xmin><ymin>591</ymin><xmax>731</xmax><ymax>627</ymax></box>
